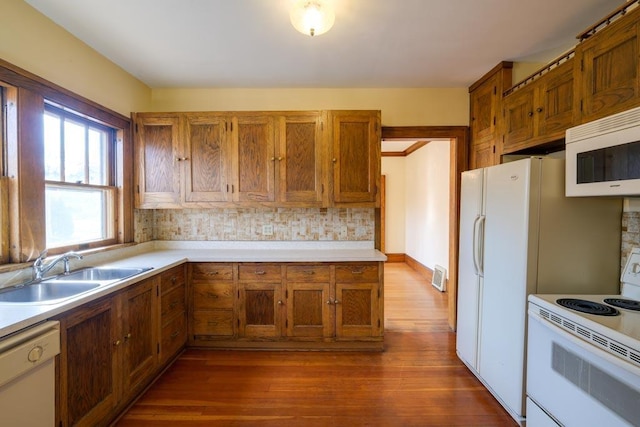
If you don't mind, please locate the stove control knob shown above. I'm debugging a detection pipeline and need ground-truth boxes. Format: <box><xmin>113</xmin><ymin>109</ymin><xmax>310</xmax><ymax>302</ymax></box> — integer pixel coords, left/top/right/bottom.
<box><xmin>633</xmin><ymin>263</ymin><xmax>640</xmax><ymax>274</ymax></box>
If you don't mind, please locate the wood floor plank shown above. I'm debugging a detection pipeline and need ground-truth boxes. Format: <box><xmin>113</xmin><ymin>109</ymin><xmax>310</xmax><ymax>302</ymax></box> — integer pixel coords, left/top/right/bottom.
<box><xmin>116</xmin><ymin>263</ymin><xmax>516</xmax><ymax>426</ymax></box>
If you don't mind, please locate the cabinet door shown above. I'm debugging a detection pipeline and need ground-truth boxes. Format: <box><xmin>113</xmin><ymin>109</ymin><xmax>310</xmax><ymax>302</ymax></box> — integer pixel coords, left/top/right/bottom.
<box><xmin>238</xmin><ymin>282</ymin><xmax>283</xmax><ymax>339</ymax></box>
<box><xmin>502</xmin><ymin>86</ymin><xmax>535</xmax><ymax>152</ymax></box>
<box><xmin>470</xmin><ymin>73</ymin><xmax>498</xmax><ymax>147</ymax></box>
<box><xmin>537</xmin><ymin>59</ymin><xmax>575</xmax><ymax>138</ymax></box>
<box><xmin>57</xmin><ymin>298</ymin><xmax>120</xmax><ymax>427</ymax></box>
<box><xmin>277</xmin><ymin>112</ymin><xmax>325</xmax><ymax>205</ymax></box>
<box><xmin>191</xmin><ymin>263</ymin><xmax>236</xmax><ymax>340</ymax></box>
<box><xmin>334</xmin><ymin>263</ymin><xmax>382</xmax><ymax>339</ymax></box>
<box><xmin>285</xmin><ymin>265</ymin><xmax>333</xmax><ymax>338</ymax></box>
<box><xmin>134</xmin><ymin>114</ymin><xmax>182</xmax><ymax>208</ymax></box>
<box><xmin>330</xmin><ymin>111</ymin><xmax>380</xmax><ymax>205</ymax></box>
<box><xmin>578</xmin><ymin>11</ymin><xmax>640</xmax><ymax>123</ymax></box>
<box><xmin>184</xmin><ymin>114</ymin><xmax>231</xmax><ymax>203</ymax></box>
<box><xmin>232</xmin><ymin>115</ymin><xmax>276</xmax><ymax>202</ymax></box>
<box><xmin>122</xmin><ymin>277</ymin><xmax>159</xmax><ymax>398</ymax></box>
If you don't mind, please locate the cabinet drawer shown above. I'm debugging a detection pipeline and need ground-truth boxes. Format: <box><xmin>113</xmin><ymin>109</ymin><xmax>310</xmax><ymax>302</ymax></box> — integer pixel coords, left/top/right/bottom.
<box><xmin>335</xmin><ymin>263</ymin><xmax>379</xmax><ymax>282</ymax></box>
<box><xmin>193</xmin><ymin>283</ymin><xmax>235</xmax><ymax>309</ymax></box>
<box><xmin>161</xmin><ymin>312</ymin><xmax>186</xmax><ymax>360</ymax></box>
<box><xmin>160</xmin><ymin>265</ymin><xmax>186</xmax><ymax>292</ymax></box>
<box><xmin>192</xmin><ymin>310</ymin><xmax>235</xmax><ymax>337</ymax></box>
<box><xmin>191</xmin><ymin>263</ymin><xmax>233</xmax><ymax>281</ymax></box>
<box><xmin>238</xmin><ymin>264</ymin><xmax>282</xmax><ymax>281</ymax></box>
<box><xmin>286</xmin><ymin>265</ymin><xmax>330</xmax><ymax>282</ymax></box>
<box><xmin>161</xmin><ymin>283</ymin><xmax>185</xmax><ymax>321</ymax></box>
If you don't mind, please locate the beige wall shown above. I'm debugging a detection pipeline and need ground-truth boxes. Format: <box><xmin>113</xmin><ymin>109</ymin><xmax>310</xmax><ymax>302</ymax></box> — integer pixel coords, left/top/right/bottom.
<box><xmin>0</xmin><ymin>1</ymin><xmax>151</xmax><ymax>116</ymax></box>
<box><xmin>381</xmin><ymin>157</ymin><xmax>406</xmax><ymax>253</ymax></box>
<box><xmin>151</xmin><ymin>88</ymin><xmax>469</xmax><ymax>126</ymax></box>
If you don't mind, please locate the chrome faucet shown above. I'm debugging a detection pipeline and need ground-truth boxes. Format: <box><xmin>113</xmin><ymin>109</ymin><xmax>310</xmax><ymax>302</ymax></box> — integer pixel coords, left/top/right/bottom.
<box><xmin>32</xmin><ymin>250</ymin><xmax>84</xmax><ymax>280</ymax></box>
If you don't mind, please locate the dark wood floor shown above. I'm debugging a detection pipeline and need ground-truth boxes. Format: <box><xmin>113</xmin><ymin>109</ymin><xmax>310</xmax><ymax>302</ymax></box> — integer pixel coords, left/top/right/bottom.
<box><xmin>116</xmin><ymin>263</ymin><xmax>516</xmax><ymax>426</ymax></box>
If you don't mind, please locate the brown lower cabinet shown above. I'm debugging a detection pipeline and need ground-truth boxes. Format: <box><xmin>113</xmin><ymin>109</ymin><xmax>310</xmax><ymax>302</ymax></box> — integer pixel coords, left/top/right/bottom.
<box><xmin>55</xmin><ymin>265</ymin><xmax>186</xmax><ymax>427</ymax></box>
<box><xmin>189</xmin><ymin>261</ymin><xmax>384</xmax><ymax>350</ymax></box>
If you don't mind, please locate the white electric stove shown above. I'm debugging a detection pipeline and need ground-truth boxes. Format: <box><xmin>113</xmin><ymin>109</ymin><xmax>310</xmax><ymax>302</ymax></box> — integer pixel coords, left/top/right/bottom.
<box><xmin>527</xmin><ymin>248</ymin><xmax>640</xmax><ymax>427</ymax></box>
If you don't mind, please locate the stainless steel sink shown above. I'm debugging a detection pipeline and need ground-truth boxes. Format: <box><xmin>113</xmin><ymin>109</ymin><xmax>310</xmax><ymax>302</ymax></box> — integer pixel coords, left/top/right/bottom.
<box><xmin>54</xmin><ymin>267</ymin><xmax>152</xmax><ymax>282</ymax></box>
<box><xmin>0</xmin><ymin>281</ymin><xmax>101</xmax><ymax>304</ymax></box>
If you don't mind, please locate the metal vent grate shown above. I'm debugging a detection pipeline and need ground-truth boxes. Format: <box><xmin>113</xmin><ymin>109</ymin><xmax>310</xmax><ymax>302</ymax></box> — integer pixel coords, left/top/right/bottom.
<box><xmin>431</xmin><ymin>265</ymin><xmax>446</xmax><ymax>292</ymax></box>
<box><xmin>566</xmin><ymin>105</ymin><xmax>640</xmax><ymax>143</ymax></box>
<box><xmin>534</xmin><ymin>306</ymin><xmax>640</xmax><ymax>369</ymax></box>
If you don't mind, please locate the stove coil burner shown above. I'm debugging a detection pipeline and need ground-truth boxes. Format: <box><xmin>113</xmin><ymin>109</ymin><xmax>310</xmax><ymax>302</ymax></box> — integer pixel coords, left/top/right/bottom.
<box><xmin>603</xmin><ymin>298</ymin><xmax>640</xmax><ymax>312</ymax></box>
<box><xmin>556</xmin><ymin>298</ymin><xmax>619</xmax><ymax>316</ymax></box>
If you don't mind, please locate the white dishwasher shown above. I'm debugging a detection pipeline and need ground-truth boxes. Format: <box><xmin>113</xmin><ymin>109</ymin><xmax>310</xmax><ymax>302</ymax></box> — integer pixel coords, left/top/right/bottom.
<box><xmin>0</xmin><ymin>320</ymin><xmax>60</xmax><ymax>427</ymax></box>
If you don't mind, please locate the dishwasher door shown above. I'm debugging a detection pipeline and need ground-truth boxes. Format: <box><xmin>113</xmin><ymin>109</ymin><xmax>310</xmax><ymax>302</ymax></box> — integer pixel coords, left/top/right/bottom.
<box><xmin>0</xmin><ymin>320</ymin><xmax>61</xmax><ymax>427</ymax></box>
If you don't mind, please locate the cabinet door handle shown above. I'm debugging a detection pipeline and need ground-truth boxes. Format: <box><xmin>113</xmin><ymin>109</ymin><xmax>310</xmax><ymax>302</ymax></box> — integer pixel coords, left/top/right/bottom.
<box><xmin>278</xmin><ymin>157</ymin><xmax>284</xmax><ymax>161</ymax></box>
<box><xmin>332</xmin><ymin>158</ymin><xmax>337</xmax><ymax>163</ymax></box>
<box><xmin>175</xmin><ymin>157</ymin><xmax>189</xmax><ymax>161</ymax></box>
<box><xmin>278</xmin><ymin>300</ymin><xmax>283</xmax><ymax>305</ymax></box>
<box><xmin>271</xmin><ymin>157</ymin><xmax>276</xmax><ymax>161</ymax></box>
<box><xmin>113</xmin><ymin>340</ymin><xmax>121</xmax><ymax>347</ymax></box>
<box><xmin>326</xmin><ymin>300</ymin><xmax>333</xmax><ymax>304</ymax></box>
<box><xmin>527</xmin><ymin>111</ymin><xmax>534</xmax><ymax>117</ymax></box>
<box><xmin>124</xmin><ymin>333</ymin><xmax>132</xmax><ymax>341</ymax></box>
<box><xmin>334</xmin><ymin>299</ymin><xmax>340</xmax><ymax>304</ymax></box>
<box><xmin>536</xmin><ymin>107</ymin><xmax>543</xmax><ymax>113</ymax></box>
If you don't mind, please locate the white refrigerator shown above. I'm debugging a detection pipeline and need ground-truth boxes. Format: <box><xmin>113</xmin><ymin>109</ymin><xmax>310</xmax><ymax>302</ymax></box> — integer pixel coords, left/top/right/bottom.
<box><xmin>456</xmin><ymin>157</ymin><xmax>622</xmax><ymax>424</ymax></box>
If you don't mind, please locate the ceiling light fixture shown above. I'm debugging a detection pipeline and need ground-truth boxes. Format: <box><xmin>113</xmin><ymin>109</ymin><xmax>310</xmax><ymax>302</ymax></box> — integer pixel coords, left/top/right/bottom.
<box><xmin>290</xmin><ymin>0</ymin><xmax>335</xmax><ymax>37</ymax></box>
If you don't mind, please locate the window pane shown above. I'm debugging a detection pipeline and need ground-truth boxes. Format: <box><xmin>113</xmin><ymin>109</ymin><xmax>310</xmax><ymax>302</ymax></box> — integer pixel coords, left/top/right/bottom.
<box><xmin>88</xmin><ymin>128</ymin><xmax>107</xmax><ymax>185</ymax></box>
<box><xmin>44</xmin><ymin>113</ymin><xmax>62</xmax><ymax>181</ymax></box>
<box><xmin>64</xmin><ymin>120</ymin><xmax>86</xmax><ymax>184</ymax></box>
<box><xmin>45</xmin><ymin>185</ymin><xmax>110</xmax><ymax>248</ymax></box>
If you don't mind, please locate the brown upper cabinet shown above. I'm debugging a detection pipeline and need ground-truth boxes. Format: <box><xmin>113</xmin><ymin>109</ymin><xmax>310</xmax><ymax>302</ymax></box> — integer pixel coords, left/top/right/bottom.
<box><xmin>575</xmin><ymin>5</ymin><xmax>640</xmax><ymax>124</ymax></box>
<box><xmin>133</xmin><ymin>110</ymin><xmax>379</xmax><ymax>209</ymax></box>
<box><xmin>502</xmin><ymin>57</ymin><xmax>575</xmax><ymax>154</ymax></box>
<box><xmin>329</xmin><ymin>110</ymin><xmax>381</xmax><ymax>206</ymax></box>
<box><xmin>468</xmin><ymin>62</ymin><xmax>513</xmax><ymax>169</ymax></box>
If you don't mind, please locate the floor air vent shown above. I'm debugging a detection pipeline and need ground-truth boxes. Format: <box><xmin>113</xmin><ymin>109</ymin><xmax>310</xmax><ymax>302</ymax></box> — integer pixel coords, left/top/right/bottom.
<box><xmin>432</xmin><ymin>265</ymin><xmax>446</xmax><ymax>292</ymax></box>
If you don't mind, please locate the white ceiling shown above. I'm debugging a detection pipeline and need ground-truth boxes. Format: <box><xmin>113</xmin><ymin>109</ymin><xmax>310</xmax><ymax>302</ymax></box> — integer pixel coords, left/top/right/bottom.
<box><xmin>25</xmin><ymin>0</ymin><xmax>622</xmax><ymax>89</ymax></box>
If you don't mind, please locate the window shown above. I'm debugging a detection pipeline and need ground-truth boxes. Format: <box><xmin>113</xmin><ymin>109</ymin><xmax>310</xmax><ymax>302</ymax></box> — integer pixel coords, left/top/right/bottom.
<box><xmin>43</xmin><ymin>104</ymin><xmax>118</xmax><ymax>250</ymax></box>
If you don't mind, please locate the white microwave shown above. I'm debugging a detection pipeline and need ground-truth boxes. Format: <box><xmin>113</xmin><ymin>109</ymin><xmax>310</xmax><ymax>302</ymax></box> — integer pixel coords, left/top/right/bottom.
<box><xmin>566</xmin><ymin>105</ymin><xmax>640</xmax><ymax>197</ymax></box>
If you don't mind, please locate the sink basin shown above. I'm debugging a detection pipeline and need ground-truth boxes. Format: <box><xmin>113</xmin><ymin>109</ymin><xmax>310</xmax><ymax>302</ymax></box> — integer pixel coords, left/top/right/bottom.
<box><xmin>0</xmin><ymin>281</ymin><xmax>101</xmax><ymax>304</ymax></box>
<box><xmin>54</xmin><ymin>267</ymin><xmax>152</xmax><ymax>282</ymax></box>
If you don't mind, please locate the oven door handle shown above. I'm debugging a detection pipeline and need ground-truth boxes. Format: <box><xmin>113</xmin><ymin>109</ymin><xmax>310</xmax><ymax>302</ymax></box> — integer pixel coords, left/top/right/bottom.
<box><xmin>529</xmin><ymin>311</ymin><xmax>640</xmax><ymax>377</ymax></box>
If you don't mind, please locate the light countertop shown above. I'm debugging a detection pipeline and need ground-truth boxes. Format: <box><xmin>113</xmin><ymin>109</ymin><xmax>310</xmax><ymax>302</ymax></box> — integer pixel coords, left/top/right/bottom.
<box><xmin>0</xmin><ymin>241</ymin><xmax>386</xmax><ymax>338</ymax></box>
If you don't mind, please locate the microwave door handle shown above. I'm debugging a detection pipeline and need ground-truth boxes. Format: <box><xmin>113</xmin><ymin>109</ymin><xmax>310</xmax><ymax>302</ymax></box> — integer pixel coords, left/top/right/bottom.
<box><xmin>477</xmin><ymin>215</ymin><xmax>485</xmax><ymax>277</ymax></box>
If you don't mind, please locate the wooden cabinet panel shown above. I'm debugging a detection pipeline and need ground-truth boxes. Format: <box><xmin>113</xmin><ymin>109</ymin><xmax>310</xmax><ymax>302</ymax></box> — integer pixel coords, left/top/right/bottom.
<box><xmin>192</xmin><ymin>310</ymin><xmax>235</xmax><ymax>337</ymax></box>
<box><xmin>184</xmin><ymin>114</ymin><xmax>230</xmax><ymax>202</ymax></box>
<box><xmin>538</xmin><ymin>61</ymin><xmax>575</xmax><ymax>137</ymax></box>
<box><xmin>134</xmin><ymin>114</ymin><xmax>181</xmax><ymax>208</ymax></box>
<box><xmin>161</xmin><ymin>310</ymin><xmax>187</xmax><ymax>359</ymax></box>
<box><xmin>238</xmin><ymin>282</ymin><xmax>284</xmax><ymax>339</ymax></box>
<box><xmin>286</xmin><ymin>282</ymin><xmax>333</xmax><ymax>338</ymax></box>
<box><xmin>577</xmin><ymin>8</ymin><xmax>640</xmax><ymax>123</ymax></box>
<box><xmin>330</xmin><ymin>111</ymin><xmax>380</xmax><ymax>205</ymax></box>
<box><xmin>503</xmin><ymin>85</ymin><xmax>535</xmax><ymax>149</ymax></box>
<box><xmin>122</xmin><ymin>278</ymin><xmax>158</xmax><ymax>398</ymax></box>
<box><xmin>233</xmin><ymin>115</ymin><xmax>276</xmax><ymax>202</ymax></box>
<box><xmin>161</xmin><ymin>281</ymin><xmax>187</xmax><ymax>318</ymax></box>
<box><xmin>335</xmin><ymin>283</ymin><xmax>381</xmax><ymax>339</ymax></box>
<box><xmin>277</xmin><ymin>113</ymin><xmax>324</xmax><ymax>204</ymax></box>
<box><xmin>193</xmin><ymin>282</ymin><xmax>235</xmax><ymax>310</ymax></box>
<box><xmin>191</xmin><ymin>263</ymin><xmax>233</xmax><ymax>281</ymax></box>
<box><xmin>468</xmin><ymin>62</ymin><xmax>512</xmax><ymax>168</ymax></box>
<box><xmin>286</xmin><ymin>265</ymin><xmax>331</xmax><ymax>282</ymax></box>
<box><xmin>57</xmin><ymin>298</ymin><xmax>119</xmax><ymax>427</ymax></box>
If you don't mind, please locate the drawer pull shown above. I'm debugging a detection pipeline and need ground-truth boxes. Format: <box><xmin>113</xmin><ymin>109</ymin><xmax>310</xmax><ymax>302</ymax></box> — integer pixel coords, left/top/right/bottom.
<box><xmin>171</xmin><ymin>276</ymin><xmax>177</xmax><ymax>284</ymax></box>
<box><xmin>207</xmin><ymin>321</ymin><xmax>219</xmax><ymax>326</ymax></box>
<box><xmin>304</xmin><ymin>270</ymin><xmax>315</xmax><ymax>275</ymax></box>
<box><xmin>206</xmin><ymin>292</ymin><xmax>219</xmax><ymax>299</ymax></box>
<box><xmin>255</xmin><ymin>270</ymin><xmax>266</xmax><ymax>275</ymax></box>
<box><xmin>208</xmin><ymin>271</ymin><xmax>220</xmax><ymax>276</ymax></box>
<box><xmin>351</xmin><ymin>269</ymin><xmax>364</xmax><ymax>274</ymax></box>
<box><xmin>169</xmin><ymin>301</ymin><xmax>178</xmax><ymax>309</ymax></box>
<box><xmin>170</xmin><ymin>330</ymin><xmax>180</xmax><ymax>338</ymax></box>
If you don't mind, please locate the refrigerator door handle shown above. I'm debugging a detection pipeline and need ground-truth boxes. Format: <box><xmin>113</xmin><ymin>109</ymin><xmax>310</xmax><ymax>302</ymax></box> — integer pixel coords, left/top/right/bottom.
<box><xmin>472</xmin><ymin>215</ymin><xmax>481</xmax><ymax>275</ymax></box>
<box><xmin>477</xmin><ymin>215</ymin><xmax>486</xmax><ymax>277</ymax></box>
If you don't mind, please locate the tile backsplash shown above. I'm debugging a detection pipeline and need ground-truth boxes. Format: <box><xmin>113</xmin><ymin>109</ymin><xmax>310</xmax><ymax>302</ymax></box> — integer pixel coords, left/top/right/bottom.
<box><xmin>622</xmin><ymin>211</ymin><xmax>640</xmax><ymax>269</ymax></box>
<box><xmin>134</xmin><ymin>208</ymin><xmax>375</xmax><ymax>242</ymax></box>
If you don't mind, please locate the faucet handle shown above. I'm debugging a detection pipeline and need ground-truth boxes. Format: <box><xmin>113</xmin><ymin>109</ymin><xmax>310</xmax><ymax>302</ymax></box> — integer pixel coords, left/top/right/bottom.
<box><xmin>34</xmin><ymin>250</ymin><xmax>48</xmax><ymax>266</ymax></box>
